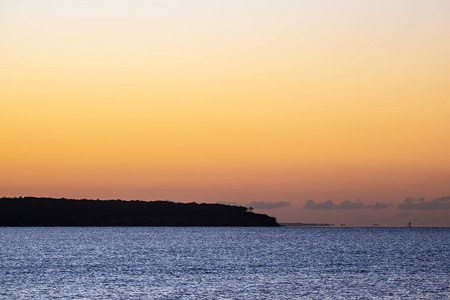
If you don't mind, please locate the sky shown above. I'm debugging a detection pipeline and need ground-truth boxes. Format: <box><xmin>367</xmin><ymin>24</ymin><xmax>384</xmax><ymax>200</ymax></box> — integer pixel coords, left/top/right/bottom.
<box><xmin>1</xmin><ymin>0</ymin><xmax>449</xmax><ymax>226</ymax></box>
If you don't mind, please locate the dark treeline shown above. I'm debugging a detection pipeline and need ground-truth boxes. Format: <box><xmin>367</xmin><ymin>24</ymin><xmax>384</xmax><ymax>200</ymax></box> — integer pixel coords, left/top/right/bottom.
<box><xmin>0</xmin><ymin>197</ymin><xmax>279</xmax><ymax>226</ymax></box>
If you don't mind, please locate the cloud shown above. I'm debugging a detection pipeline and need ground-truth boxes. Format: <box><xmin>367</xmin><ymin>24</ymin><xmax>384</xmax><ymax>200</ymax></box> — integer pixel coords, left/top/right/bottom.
<box><xmin>366</xmin><ymin>202</ymin><xmax>394</xmax><ymax>210</ymax></box>
<box><xmin>398</xmin><ymin>196</ymin><xmax>450</xmax><ymax>210</ymax></box>
<box><xmin>304</xmin><ymin>200</ymin><xmax>364</xmax><ymax>210</ymax></box>
<box><xmin>304</xmin><ymin>200</ymin><xmax>393</xmax><ymax>210</ymax></box>
<box><xmin>246</xmin><ymin>201</ymin><xmax>290</xmax><ymax>210</ymax></box>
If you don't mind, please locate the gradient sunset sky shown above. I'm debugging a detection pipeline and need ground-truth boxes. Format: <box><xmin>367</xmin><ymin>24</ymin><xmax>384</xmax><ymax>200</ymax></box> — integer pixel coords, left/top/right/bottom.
<box><xmin>1</xmin><ymin>0</ymin><xmax>449</xmax><ymax>226</ymax></box>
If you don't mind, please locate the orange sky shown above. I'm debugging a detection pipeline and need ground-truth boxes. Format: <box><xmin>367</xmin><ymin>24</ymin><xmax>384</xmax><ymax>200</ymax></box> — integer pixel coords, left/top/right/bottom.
<box><xmin>1</xmin><ymin>0</ymin><xmax>449</xmax><ymax>226</ymax></box>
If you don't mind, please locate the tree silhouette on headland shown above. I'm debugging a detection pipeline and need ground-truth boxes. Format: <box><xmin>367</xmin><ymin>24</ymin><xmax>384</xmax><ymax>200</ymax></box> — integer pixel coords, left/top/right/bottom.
<box><xmin>0</xmin><ymin>197</ymin><xmax>279</xmax><ymax>226</ymax></box>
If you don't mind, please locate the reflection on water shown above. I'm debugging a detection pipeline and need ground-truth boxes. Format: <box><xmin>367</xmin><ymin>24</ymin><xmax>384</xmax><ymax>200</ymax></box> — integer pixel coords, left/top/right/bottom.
<box><xmin>1</xmin><ymin>227</ymin><xmax>449</xmax><ymax>299</ymax></box>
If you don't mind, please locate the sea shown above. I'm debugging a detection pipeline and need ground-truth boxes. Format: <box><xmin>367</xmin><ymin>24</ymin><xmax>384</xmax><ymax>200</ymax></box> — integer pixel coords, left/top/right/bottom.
<box><xmin>0</xmin><ymin>227</ymin><xmax>448</xmax><ymax>299</ymax></box>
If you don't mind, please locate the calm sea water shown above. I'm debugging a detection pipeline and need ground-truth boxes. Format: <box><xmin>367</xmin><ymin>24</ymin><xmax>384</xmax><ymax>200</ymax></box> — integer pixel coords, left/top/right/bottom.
<box><xmin>0</xmin><ymin>227</ymin><xmax>448</xmax><ymax>299</ymax></box>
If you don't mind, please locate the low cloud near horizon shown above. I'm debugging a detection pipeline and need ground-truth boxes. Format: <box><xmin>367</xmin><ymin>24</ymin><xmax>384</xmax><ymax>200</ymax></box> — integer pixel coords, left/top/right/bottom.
<box><xmin>366</xmin><ymin>202</ymin><xmax>394</xmax><ymax>210</ymax></box>
<box><xmin>304</xmin><ymin>200</ymin><xmax>393</xmax><ymax>210</ymax></box>
<box><xmin>398</xmin><ymin>196</ymin><xmax>450</xmax><ymax>210</ymax></box>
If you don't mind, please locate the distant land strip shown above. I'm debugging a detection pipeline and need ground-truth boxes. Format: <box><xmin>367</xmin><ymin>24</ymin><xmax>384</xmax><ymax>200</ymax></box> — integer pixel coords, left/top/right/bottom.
<box><xmin>280</xmin><ymin>223</ymin><xmax>334</xmax><ymax>227</ymax></box>
<box><xmin>0</xmin><ymin>197</ymin><xmax>279</xmax><ymax>227</ymax></box>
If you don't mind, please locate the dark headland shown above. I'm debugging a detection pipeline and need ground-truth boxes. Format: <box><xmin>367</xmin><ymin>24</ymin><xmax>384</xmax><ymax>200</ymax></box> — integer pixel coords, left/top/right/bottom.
<box><xmin>0</xmin><ymin>197</ymin><xmax>279</xmax><ymax>226</ymax></box>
